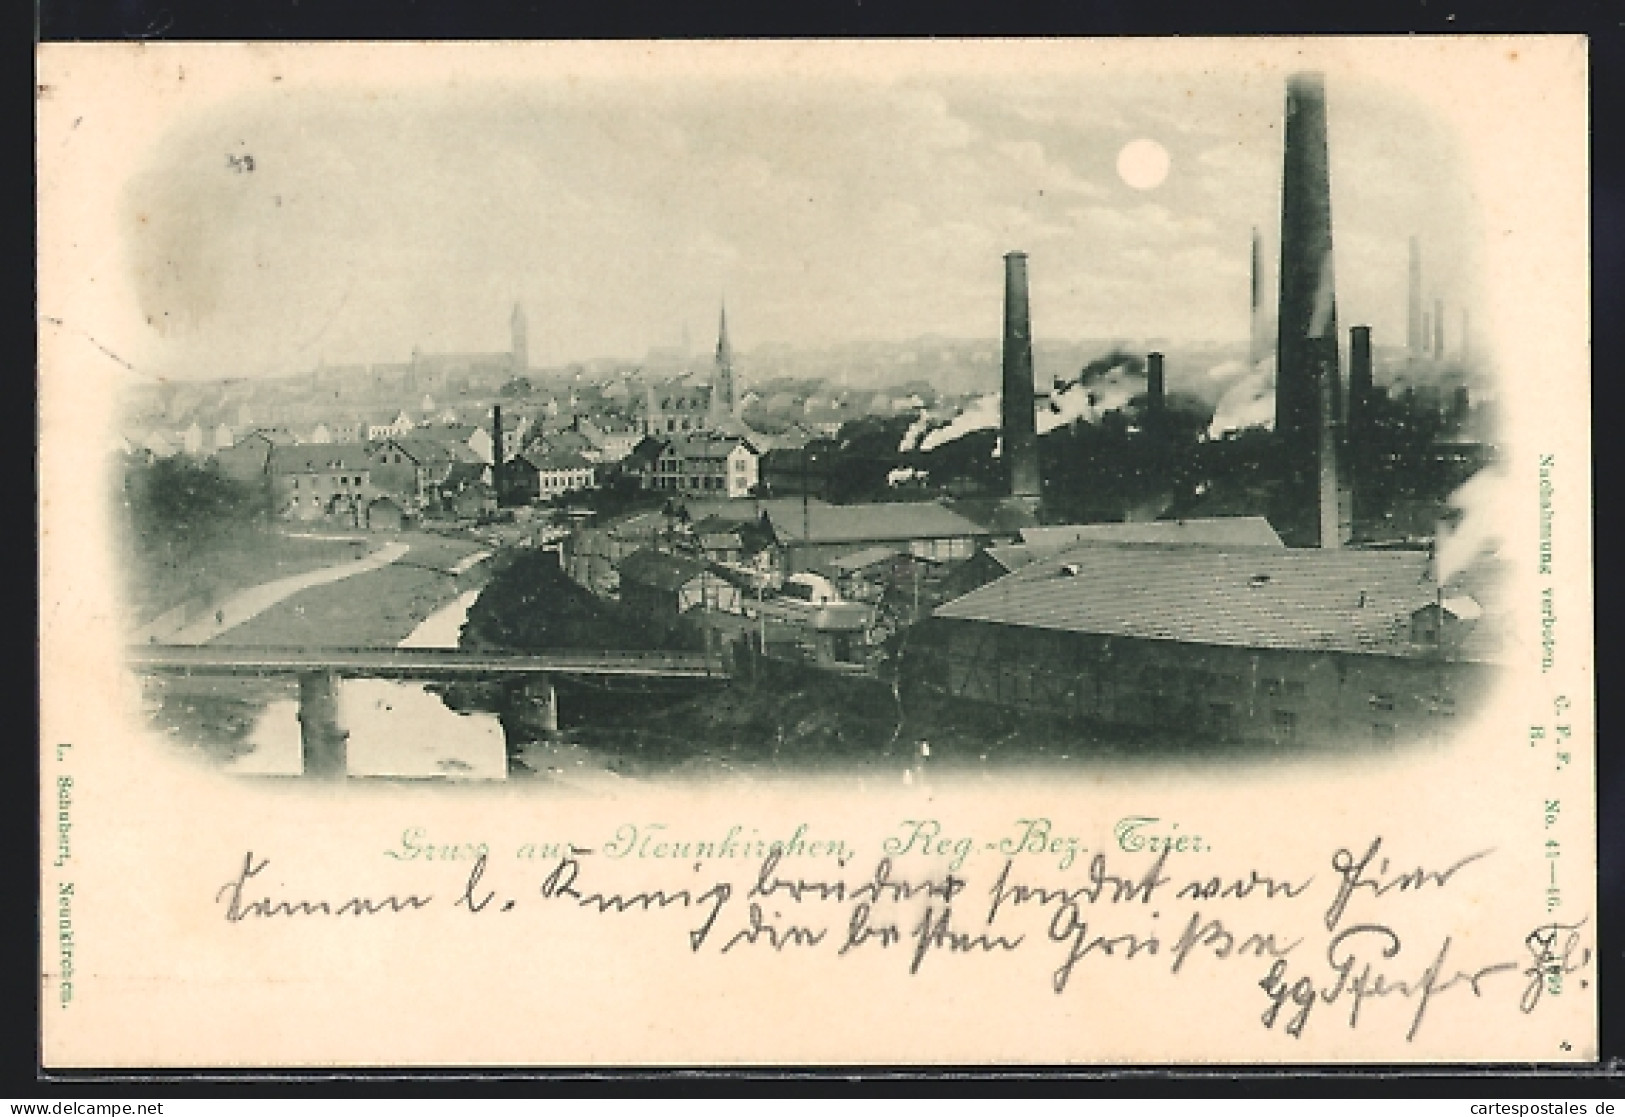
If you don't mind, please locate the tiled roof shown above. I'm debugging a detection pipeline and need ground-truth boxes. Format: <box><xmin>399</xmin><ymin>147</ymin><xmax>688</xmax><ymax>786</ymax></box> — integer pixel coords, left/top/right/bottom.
<box><xmin>829</xmin><ymin>546</ymin><xmax>905</xmax><ymax>572</ymax></box>
<box><xmin>1020</xmin><ymin>516</ymin><xmax>1284</xmax><ymax>550</ymax></box>
<box><xmin>667</xmin><ymin>433</ymin><xmax>759</xmax><ymax>460</ymax></box>
<box><xmin>382</xmin><ymin>438</ymin><xmax>461</xmax><ymax>466</ymax></box>
<box><xmin>269</xmin><ymin>443</ymin><xmax>374</xmax><ymax>473</ymax></box>
<box><xmin>519</xmin><ymin>448</ymin><xmax>593</xmax><ymax>472</ymax></box>
<box><xmin>934</xmin><ymin>543</ymin><xmax>1446</xmax><ymax>658</ymax></box>
<box><xmin>768</xmin><ymin>501</ymin><xmax>989</xmax><ymax>544</ymax></box>
<box><xmin>618</xmin><ymin>547</ymin><xmax>711</xmax><ymax>591</ymax></box>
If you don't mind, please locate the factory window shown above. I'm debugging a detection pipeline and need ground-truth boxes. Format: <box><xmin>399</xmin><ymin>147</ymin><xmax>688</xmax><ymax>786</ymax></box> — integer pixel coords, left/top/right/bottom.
<box><xmin>292</xmin><ymin>478</ymin><xmax>299</xmax><ymax>490</ymax></box>
<box><xmin>1369</xmin><ymin>693</ymin><xmax>1395</xmax><ymax>713</ymax></box>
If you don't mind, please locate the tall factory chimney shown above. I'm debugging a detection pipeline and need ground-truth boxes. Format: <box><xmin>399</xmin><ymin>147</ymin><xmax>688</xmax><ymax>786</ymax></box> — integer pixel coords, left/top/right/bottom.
<box><xmin>1407</xmin><ymin>237</ymin><xmax>1423</xmax><ymax>357</ymax></box>
<box><xmin>1250</xmin><ymin>227</ymin><xmax>1266</xmax><ymax>366</ymax></box>
<box><xmin>1348</xmin><ymin>325</ymin><xmax>1373</xmax><ymax>531</ymax></box>
<box><xmin>1275</xmin><ymin>71</ymin><xmax>1350</xmax><ymax>548</ymax></box>
<box><xmin>510</xmin><ymin>303</ymin><xmax>528</xmax><ymax>374</ymax></box>
<box><xmin>491</xmin><ymin>404</ymin><xmax>505</xmax><ymax>506</ymax></box>
<box><xmin>1146</xmin><ymin>352</ymin><xmax>1167</xmax><ymax>412</ymax></box>
<box><xmin>1433</xmin><ymin>297</ymin><xmax>1446</xmax><ymax>360</ymax></box>
<box><xmin>1001</xmin><ymin>251</ymin><xmax>1041</xmax><ymax>504</ymax></box>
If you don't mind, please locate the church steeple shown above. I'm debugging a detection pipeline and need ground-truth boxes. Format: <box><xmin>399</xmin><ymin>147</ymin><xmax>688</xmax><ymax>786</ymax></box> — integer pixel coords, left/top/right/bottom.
<box><xmin>510</xmin><ymin>302</ymin><xmax>528</xmax><ymax>374</ymax></box>
<box><xmin>712</xmin><ymin>302</ymin><xmax>735</xmax><ymax>416</ymax></box>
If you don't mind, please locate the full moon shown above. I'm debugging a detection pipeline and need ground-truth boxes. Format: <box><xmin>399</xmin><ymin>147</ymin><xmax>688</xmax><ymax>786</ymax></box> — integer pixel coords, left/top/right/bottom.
<box><xmin>1116</xmin><ymin>139</ymin><xmax>1171</xmax><ymax>190</ymax></box>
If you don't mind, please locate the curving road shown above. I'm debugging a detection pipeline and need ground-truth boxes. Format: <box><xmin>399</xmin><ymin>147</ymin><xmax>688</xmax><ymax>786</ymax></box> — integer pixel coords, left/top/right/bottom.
<box><xmin>136</xmin><ymin>541</ymin><xmax>411</xmax><ymax>646</ymax></box>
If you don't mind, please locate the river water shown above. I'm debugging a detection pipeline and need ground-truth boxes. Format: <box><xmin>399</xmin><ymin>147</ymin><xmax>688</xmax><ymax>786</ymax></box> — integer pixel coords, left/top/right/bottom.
<box><xmin>221</xmin><ymin>589</ymin><xmax>509</xmax><ymax>780</ymax></box>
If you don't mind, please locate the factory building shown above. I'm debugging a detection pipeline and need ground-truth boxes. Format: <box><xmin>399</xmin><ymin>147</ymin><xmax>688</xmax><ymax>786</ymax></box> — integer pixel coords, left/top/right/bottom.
<box><xmin>922</xmin><ymin>542</ymin><xmax>1498</xmax><ymax>747</ymax></box>
<box><xmin>762</xmin><ymin>500</ymin><xmax>992</xmax><ymax>574</ymax></box>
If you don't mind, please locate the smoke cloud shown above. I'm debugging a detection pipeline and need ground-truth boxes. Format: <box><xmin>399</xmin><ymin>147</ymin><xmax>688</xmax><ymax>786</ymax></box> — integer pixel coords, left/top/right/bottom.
<box><xmin>899</xmin><ymin>350</ymin><xmax>1151</xmax><ymax>454</ymax></box>
<box><xmin>1206</xmin><ymin>355</ymin><xmax>1276</xmax><ymax>438</ymax></box>
<box><xmin>1434</xmin><ymin>466</ymin><xmax>1507</xmax><ymax>584</ymax></box>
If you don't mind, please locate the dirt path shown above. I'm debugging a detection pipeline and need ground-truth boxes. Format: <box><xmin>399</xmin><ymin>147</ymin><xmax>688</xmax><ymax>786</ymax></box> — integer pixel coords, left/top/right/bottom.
<box><xmin>136</xmin><ymin>541</ymin><xmax>411</xmax><ymax>645</ymax></box>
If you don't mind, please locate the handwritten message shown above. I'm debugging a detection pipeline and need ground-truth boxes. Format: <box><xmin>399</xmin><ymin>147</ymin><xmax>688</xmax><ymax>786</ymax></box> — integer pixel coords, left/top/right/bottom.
<box><xmin>210</xmin><ymin>818</ymin><xmax>1592</xmax><ymax>1047</ymax></box>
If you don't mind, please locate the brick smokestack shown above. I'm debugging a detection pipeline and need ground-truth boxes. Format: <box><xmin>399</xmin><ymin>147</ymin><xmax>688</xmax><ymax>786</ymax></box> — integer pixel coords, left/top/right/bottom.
<box><xmin>1348</xmin><ymin>325</ymin><xmax>1373</xmax><ymax>529</ymax></box>
<box><xmin>1407</xmin><ymin>236</ymin><xmax>1423</xmax><ymax>356</ymax></box>
<box><xmin>1250</xmin><ymin>227</ymin><xmax>1266</xmax><ymax>366</ymax></box>
<box><xmin>1001</xmin><ymin>251</ymin><xmax>1040</xmax><ymax>502</ymax></box>
<box><xmin>492</xmin><ymin>404</ymin><xmax>505</xmax><ymax>506</ymax></box>
<box><xmin>1275</xmin><ymin>71</ymin><xmax>1350</xmax><ymax>548</ymax></box>
<box><xmin>1146</xmin><ymin>351</ymin><xmax>1166</xmax><ymax>412</ymax></box>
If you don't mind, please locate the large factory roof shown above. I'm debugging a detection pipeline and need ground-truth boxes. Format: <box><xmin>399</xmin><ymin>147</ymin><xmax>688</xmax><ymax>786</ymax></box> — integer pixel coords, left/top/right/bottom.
<box><xmin>1019</xmin><ymin>517</ymin><xmax>1284</xmax><ymax>550</ymax></box>
<box><xmin>933</xmin><ymin>542</ymin><xmax>1467</xmax><ymax>658</ymax></box>
<box><xmin>767</xmin><ymin>501</ymin><xmax>990</xmax><ymax>545</ymax></box>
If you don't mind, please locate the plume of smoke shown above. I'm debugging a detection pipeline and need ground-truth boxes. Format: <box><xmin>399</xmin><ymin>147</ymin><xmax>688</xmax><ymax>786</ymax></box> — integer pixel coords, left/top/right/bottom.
<box><xmin>1039</xmin><ymin>367</ymin><xmax>1141</xmax><ymax>434</ymax></box>
<box><xmin>1206</xmin><ymin>355</ymin><xmax>1277</xmax><ymax>438</ymax></box>
<box><xmin>897</xmin><ymin>410</ymin><xmax>941</xmax><ymax>454</ymax></box>
<box><xmin>1075</xmin><ymin>349</ymin><xmax>1146</xmax><ymax>387</ymax></box>
<box><xmin>916</xmin><ymin>393</ymin><xmax>1002</xmax><ymax>453</ymax></box>
<box><xmin>906</xmin><ymin>351</ymin><xmax>1154</xmax><ymax>455</ymax></box>
<box><xmin>1435</xmin><ymin>467</ymin><xmax>1507</xmax><ymax>584</ymax></box>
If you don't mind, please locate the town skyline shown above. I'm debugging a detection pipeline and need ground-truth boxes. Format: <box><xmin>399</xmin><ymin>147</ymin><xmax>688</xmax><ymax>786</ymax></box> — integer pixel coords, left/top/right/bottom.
<box><xmin>107</xmin><ymin>53</ymin><xmax>1481</xmax><ymax>381</ymax></box>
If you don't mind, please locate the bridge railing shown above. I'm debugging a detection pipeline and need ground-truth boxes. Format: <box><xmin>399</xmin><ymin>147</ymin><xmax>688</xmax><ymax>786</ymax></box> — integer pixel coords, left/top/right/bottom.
<box><xmin>125</xmin><ymin>644</ymin><xmax>733</xmax><ymax>678</ymax></box>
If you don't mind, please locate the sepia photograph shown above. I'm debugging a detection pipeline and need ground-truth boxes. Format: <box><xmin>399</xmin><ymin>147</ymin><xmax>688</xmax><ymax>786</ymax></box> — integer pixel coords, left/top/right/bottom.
<box><xmin>37</xmin><ymin>38</ymin><xmax>1594</xmax><ymax>1067</ymax></box>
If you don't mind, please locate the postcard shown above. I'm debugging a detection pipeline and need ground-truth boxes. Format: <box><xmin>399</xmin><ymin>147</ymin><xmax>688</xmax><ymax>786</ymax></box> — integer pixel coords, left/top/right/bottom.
<box><xmin>37</xmin><ymin>37</ymin><xmax>1594</xmax><ymax>1066</ymax></box>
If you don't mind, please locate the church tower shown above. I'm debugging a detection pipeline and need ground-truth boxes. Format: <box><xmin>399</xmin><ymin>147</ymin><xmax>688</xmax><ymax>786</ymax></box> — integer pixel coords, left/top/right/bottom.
<box><xmin>510</xmin><ymin>302</ymin><xmax>529</xmax><ymax>374</ymax></box>
<box><xmin>711</xmin><ymin>303</ymin><xmax>736</xmax><ymax>417</ymax></box>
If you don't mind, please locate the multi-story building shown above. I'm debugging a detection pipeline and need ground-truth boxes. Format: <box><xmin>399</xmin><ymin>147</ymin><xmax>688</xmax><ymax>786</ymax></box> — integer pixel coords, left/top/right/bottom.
<box><xmin>644</xmin><ymin>433</ymin><xmax>761</xmax><ymax>498</ymax></box>
<box><xmin>268</xmin><ymin>444</ymin><xmax>376</xmax><ymax>524</ymax></box>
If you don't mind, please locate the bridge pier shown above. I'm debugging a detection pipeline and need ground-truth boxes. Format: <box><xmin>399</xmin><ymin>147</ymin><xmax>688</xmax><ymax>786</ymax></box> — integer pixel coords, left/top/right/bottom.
<box><xmin>503</xmin><ymin>675</ymin><xmax>560</xmax><ymax>776</ymax></box>
<box><xmin>297</xmin><ymin>671</ymin><xmax>349</xmax><ymax>778</ymax></box>
<box><xmin>517</xmin><ymin>675</ymin><xmax>559</xmax><ymax>737</ymax></box>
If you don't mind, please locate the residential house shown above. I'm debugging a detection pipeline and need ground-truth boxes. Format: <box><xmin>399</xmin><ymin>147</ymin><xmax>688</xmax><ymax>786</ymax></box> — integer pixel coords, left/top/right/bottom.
<box><xmin>308</xmin><ymin>422</ymin><xmax>333</xmax><ymax>444</ymax></box>
<box><xmin>507</xmin><ymin>448</ymin><xmax>597</xmax><ymax>503</ymax></box>
<box><xmin>617</xmin><ymin>548</ymin><xmax>743</xmax><ymax>627</ymax></box>
<box><xmin>331</xmin><ymin>419</ymin><xmax>367</xmax><ymax>443</ymax></box>
<box><xmin>576</xmin><ymin>416</ymin><xmax>642</xmax><ymax>463</ymax></box>
<box><xmin>369</xmin><ymin>437</ymin><xmax>483</xmax><ymax>506</ymax></box>
<box><xmin>684</xmin><ymin>514</ymin><xmax>780</xmax><ymax>572</ymax></box>
<box><xmin>366</xmin><ymin>410</ymin><xmax>418</xmax><ymax>442</ymax></box>
<box><xmin>410</xmin><ymin>423</ymin><xmax>495</xmax><ymax>465</ymax></box>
